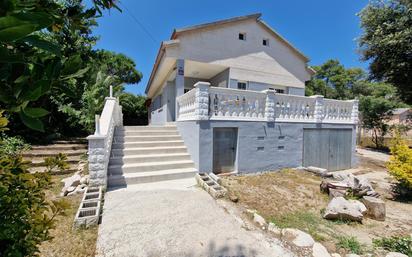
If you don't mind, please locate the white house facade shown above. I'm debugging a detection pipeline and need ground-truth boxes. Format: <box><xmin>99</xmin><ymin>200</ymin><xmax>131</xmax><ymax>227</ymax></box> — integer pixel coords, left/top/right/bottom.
<box><xmin>87</xmin><ymin>14</ymin><xmax>359</xmax><ymax>189</ymax></box>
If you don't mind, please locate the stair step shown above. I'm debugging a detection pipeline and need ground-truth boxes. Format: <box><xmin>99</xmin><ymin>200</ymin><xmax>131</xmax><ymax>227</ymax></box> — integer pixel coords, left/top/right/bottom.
<box><xmin>108</xmin><ymin>168</ymin><xmax>197</xmax><ymax>187</ymax></box>
<box><xmin>114</xmin><ymin>131</ymin><xmax>179</xmax><ymax>136</ymax></box>
<box><xmin>120</xmin><ymin>126</ymin><xmax>177</xmax><ymax>132</ymax></box>
<box><xmin>111</xmin><ymin>146</ymin><xmax>187</xmax><ymax>156</ymax></box>
<box><xmin>22</xmin><ymin>149</ymin><xmax>87</xmax><ymax>158</ymax></box>
<box><xmin>111</xmin><ymin>140</ymin><xmax>184</xmax><ymax>149</ymax></box>
<box><xmin>108</xmin><ymin>160</ymin><xmax>195</xmax><ymax>174</ymax></box>
<box><xmin>30</xmin><ymin>144</ymin><xmax>87</xmax><ymax>151</ymax></box>
<box><xmin>109</xmin><ymin>153</ymin><xmax>191</xmax><ymax>165</ymax></box>
<box><xmin>114</xmin><ymin>135</ymin><xmax>181</xmax><ymax>142</ymax></box>
<box><xmin>26</xmin><ymin>156</ymin><xmax>82</xmax><ymax>167</ymax></box>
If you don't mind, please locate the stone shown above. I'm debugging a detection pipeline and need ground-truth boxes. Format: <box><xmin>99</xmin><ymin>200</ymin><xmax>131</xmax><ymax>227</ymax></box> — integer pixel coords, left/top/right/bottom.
<box><xmin>348</xmin><ymin>199</ymin><xmax>367</xmax><ymax>215</ymax></box>
<box><xmin>61</xmin><ymin>174</ymin><xmax>81</xmax><ymax>188</ymax></box>
<box><xmin>80</xmin><ymin>175</ymin><xmax>90</xmax><ymax>185</ymax></box>
<box><xmin>323</xmin><ymin>197</ymin><xmax>364</xmax><ymax>222</ymax></box>
<box><xmin>331</xmin><ymin>254</ymin><xmax>342</xmax><ymax>257</ymax></box>
<box><xmin>253</xmin><ymin>213</ymin><xmax>267</xmax><ymax>228</ymax></box>
<box><xmin>282</xmin><ymin>228</ymin><xmax>315</xmax><ymax>249</ymax></box>
<box><xmin>329</xmin><ymin>188</ymin><xmax>346</xmax><ymax>199</ymax></box>
<box><xmin>306</xmin><ymin>166</ymin><xmax>329</xmax><ymax>177</ymax></box>
<box><xmin>312</xmin><ymin>242</ymin><xmax>331</xmax><ymax>257</ymax></box>
<box><xmin>362</xmin><ymin>196</ymin><xmax>386</xmax><ymax>221</ymax></box>
<box><xmin>386</xmin><ymin>252</ymin><xmax>408</xmax><ymax>257</ymax></box>
<box><xmin>267</xmin><ymin>222</ymin><xmax>281</xmax><ymax>237</ymax></box>
<box><xmin>228</xmin><ymin>191</ymin><xmax>239</xmax><ymax>202</ymax></box>
<box><xmin>67</xmin><ymin>186</ymin><xmax>76</xmax><ymax>193</ymax></box>
<box><xmin>346</xmin><ymin>254</ymin><xmax>361</xmax><ymax>257</ymax></box>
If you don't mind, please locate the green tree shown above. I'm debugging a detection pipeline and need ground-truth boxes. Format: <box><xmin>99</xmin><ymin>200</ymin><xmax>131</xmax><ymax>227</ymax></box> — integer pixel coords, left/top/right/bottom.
<box><xmin>358</xmin><ymin>0</ymin><xmax>412</xmax><ymax>104</ymax></box>
<box><xmin>119</xmin><ymin>93</ymin><xmax>148</xmax><ymax>125</ymax></box>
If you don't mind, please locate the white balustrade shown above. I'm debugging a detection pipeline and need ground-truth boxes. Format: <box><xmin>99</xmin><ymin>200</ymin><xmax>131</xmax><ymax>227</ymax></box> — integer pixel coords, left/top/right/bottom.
<box><xmin>175</xmin><ymin>82</ymin><xmax>358</xmax><ymax>124</ymax></box>
<box><xmin>209</xmin><ymin>87</ymin><xmax>266</xmax><ymax>121</ymax></box>
<box><xmin>274</xmin><ymin>94</ymin><xmax>316</xmax><ymax>122</ymax></box>
<box><xmin>177</xmin><ymin>88</ymin><xmax>197</xmax><ymax>121</ymax></box>
<box><xmin>323</xmin><ymin>99</ymin><xmax>354</xmax><ymax>123</ymax></box>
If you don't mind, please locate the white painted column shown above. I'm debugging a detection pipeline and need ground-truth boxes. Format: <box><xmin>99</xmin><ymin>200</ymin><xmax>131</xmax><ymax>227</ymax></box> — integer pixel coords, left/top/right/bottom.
<box><xmin>349</xmin><ymin>98</ymin><xmax>359</xmax><ymax>124</ymax></box>
<box><xmin>193</xmin><ymin>82</ymin><xmax>210</xmax><ymax>120</ymax></box>
<box><xmin>175</xmin><ymin>59</ymin><xmax>185</xmax><ymax>120</ymax></box>
<box><xmin>87</xmin><ymin>136</ymin><xmax>107</xmax><ymax>188</ymax></box>
<box><xmin>311</xmin><ymin>95</ymin><xmax>324</xmax><ymax>123</ymax></box>
<box><xmin>264</xmin><ymin>90</ymin><xmax>275</xmax><ymax>122</ymax></box>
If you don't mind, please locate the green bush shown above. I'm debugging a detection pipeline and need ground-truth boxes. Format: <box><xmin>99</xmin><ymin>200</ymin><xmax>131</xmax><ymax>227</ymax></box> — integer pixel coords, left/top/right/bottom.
<box><xmin>0</xmin><ymin>156</ymin><xmax>62</xmax><ymax>256</ymax></box>
<box><xmin>0</xmin><ymin>134</ymin><xmax>31</xmax><ymax>157</ymax></box>
<box><xmin>336</xmin><ymin>236</ymin><xmax>363</xmax><ymax>254</ymax></box>
<box><xmin>44</xmin><ymin>153</ymin><xmax>70</xmax><ymax>173</ymax></box>
<box><xmin>373</xmin><ymin>235</ymin><xmax>412</xmax><ymax>256</ymax></box>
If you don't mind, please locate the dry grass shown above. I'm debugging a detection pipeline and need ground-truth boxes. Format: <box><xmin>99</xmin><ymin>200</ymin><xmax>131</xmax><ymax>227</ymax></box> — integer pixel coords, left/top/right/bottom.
<box><xmin>38</xmin><ymin>174</ymin><xmax>98</xmax><ymax>257</ymax></box>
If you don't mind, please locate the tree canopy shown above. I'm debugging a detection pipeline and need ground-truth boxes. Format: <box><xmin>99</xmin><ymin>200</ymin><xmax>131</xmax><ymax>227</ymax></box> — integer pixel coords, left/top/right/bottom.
<box><xmin>358</xmin><ymin>0</ymin><xmax>412</xmax><ymax>104</ymax></box>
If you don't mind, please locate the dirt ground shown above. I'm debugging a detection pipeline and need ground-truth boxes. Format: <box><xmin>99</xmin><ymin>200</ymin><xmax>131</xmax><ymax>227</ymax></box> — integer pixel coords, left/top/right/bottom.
<box><xmin>38</xmin><ymin>174</ymin><xmax>97</xmax><ymax>257</ymax></box>
<box><xmin>220</xmin><ymin>153</ymin><xmax>412</xmax><ymax>254</ymax></box>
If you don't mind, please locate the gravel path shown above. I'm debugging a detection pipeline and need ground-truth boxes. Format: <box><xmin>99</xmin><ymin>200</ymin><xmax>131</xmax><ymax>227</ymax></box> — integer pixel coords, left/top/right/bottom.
<box><xmin>96</xmin><ymin>178</ymin><xmax>292</xmax><ymax>257</ymax></box>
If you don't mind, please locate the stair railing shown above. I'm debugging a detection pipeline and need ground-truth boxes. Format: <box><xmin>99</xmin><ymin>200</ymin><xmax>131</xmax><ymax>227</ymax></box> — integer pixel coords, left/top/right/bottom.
<box><xmin>87</xmin><ymin>86</ymin><xmax>123</xmax><ymax>188</ymax></box>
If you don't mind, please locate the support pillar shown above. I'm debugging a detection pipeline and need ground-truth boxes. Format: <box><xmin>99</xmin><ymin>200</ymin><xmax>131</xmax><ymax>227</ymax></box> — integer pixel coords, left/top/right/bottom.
<box><xmin>175</xmin><ymin>59</ymin><xmax>185</xmax><ymax>120</ymax></box>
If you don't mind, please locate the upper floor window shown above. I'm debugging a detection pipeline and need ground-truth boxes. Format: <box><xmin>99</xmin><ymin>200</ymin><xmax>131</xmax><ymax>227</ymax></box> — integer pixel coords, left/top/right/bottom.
<box><xmin>237</xmin><ymin>82</ymin><xmax>247</xmax><ymax>90</ymax></box>
<box><xmin>238</xmin><ymin>33</ymin><xmax>246</xmax><ymax>41</ymax></box>
<box><xmin>263</xmin><ymin>39</ymin><xmax>269</xmax><ymax>46</ymax></box>
<box><xmin>269</xmin><ymin>88</ymin><xmax>285</xmax><ymax>94</ymax></box>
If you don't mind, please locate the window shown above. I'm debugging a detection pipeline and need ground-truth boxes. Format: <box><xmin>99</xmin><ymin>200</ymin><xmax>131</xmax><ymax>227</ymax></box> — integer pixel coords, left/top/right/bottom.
<box><xmin>263</xmin><ymin>39</ymin><xmax>269</xmax><ymax>46</ymax></box>
<box><xmin>275</xmin><ymin>89</ymin><xmax>285</xmax><ymax>94</ymax></box>
<box><xmin>237</xmin><ymin>82</ymin><xmax>247</xmax><ymax>90</ymax></box>
<box><xmin>238</xmin><ymin>33</ymin><xmax>246</xmax><ymax>41</ymax></box>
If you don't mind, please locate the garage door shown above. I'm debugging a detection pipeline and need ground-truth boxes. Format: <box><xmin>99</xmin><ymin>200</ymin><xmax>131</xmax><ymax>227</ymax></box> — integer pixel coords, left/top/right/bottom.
<box><xmin>303</xmin><ymin>129</ymin><xmax>352</xmax><ymax>171</ymax></box>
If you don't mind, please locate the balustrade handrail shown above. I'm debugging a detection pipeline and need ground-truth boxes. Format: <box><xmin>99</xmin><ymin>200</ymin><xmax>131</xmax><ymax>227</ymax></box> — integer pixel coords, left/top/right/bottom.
<box><xmin>176</xmin><ymin>83</ymin><xmax>358</xmax><ymax>124</ymax></box>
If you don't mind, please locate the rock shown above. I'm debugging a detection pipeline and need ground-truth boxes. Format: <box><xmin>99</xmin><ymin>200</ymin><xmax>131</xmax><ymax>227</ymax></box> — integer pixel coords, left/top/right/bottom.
<box><xmin>253</xmin><ymin>213</ymin><xmax>267</xmax><ymax>228</ymax></box>
<box><xmin>312</xmin><ymin>242</ymin><xmax>331</xmax><ymax>257</ymax></box>
<box><xmin>67</xmin><ymin>186</ymin><xmax>76</xmax><ymax>192</ymax></box>
<box><xmin>306</xmin><ymin>166</ymin><xmax>330</xmax><ymax>177</ymax></box>
<box><xmin>348</xmin><ymin>199</ymin><xmax>367</xmax><ymax>215</ymax></box>
<box><xmin>331</xmin><ymin>254</ymin><xmax>342</xmax><ymax>257</ymax></box>
<box><xmin>323</xmin><ymin>197</ymin><xmax>364</xmax><ymax>222</ymax></box>
<box><xmin>67</xmin><ymin>184</ymin><xmax>86</xmax><ymax>196</ymax></box>
<box><xmin>346</xmin><ymin>254</ymin><xmax>361</xmax><ymax>257</ymax></box>
<box><xmin>80</xmin><ymin>175</ymin><xmax>89</xmax><ymax>185</ymax></box>
<box><xmin>61</xmin><ymin>174</ymin><xmax>81</xmax><ymax>188</ymax></box>
<box><xmin>362</xmin><ymin>196</ymin><xmax>386</xmax><ymax>221</ymax></box>
<box><xmin>228</xmin><ymin>191</ymin><xmax>239</xmax><ymax>202</ymax></box>
<box><xmin>329</xmin><ymin>188</ymin><xmax>346</xmax><ymax>199</ymax></box>
<box><xmin>267</xmin><ymin>222</ymin><xmax>281</xmax><ymax>237</ymax></box>
<box><xmin>386</xmin><ymin>252</ymin><xmax>408</xmax><ymax>257</ymax></box>
<box><xmin>282</xmin><ymin>228</ymin><xmax>315</xmax><ymax>248</ymax></box>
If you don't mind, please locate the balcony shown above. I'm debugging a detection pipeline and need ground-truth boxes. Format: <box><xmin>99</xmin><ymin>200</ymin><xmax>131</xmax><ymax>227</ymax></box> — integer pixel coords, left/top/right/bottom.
<box><xmin>176</xmin><ymin>82</ymin><xmax>358</xmax><ymax>124</ymax></box>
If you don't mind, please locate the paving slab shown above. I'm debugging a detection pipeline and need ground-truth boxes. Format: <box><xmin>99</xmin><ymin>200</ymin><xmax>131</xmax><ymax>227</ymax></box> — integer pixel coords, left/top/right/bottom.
<box><xmin>96</xmin><ymin>178</ymin><xmax>293</xmax><ymax>257</ymax></box>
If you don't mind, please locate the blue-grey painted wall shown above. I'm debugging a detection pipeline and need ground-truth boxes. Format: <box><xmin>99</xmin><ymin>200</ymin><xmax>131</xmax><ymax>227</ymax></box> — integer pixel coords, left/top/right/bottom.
<box><xmin>210</xmin><ymin>68</ymin><xmax>230</xmax><ymax>88</ymax></box>
<box><xmin>287</xmin><ymin>87</ymin><xmax>305</xmax><ymax>96</ymax></box>
<box><xmin>177</xmin><ymin>120</ymin><xmax>357</xmax><ymax>173</ymax></box>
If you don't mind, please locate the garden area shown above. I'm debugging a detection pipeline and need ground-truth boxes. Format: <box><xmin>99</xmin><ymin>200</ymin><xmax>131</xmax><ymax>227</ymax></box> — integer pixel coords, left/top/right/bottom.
<box><xmin>220</xmin><ymin>146</ymin><xmax>412</xmax><ymax>256</ymax></box>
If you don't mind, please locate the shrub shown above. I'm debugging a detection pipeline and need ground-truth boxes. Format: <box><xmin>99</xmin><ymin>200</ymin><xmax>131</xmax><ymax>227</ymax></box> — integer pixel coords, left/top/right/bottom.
<box><xmin>336</xmin><ymin>236</ymin><xmax>363</xmax><ymax>254</ymax></box>
<box><xmin>386</xmin><ymin>132</ymin><xmax>412</xmax><ymax>194</ymax></box>
<box><xmin>0</xmin><ymin>156</ymin><xmax>63</xmax><ymax>256</ymax></box>
<box><xmin>0</xmin><ymin>134</ymin><xmax>31</xmax><ymax>157</ymax></box>
<box><xmin>373</xmin><ymin>235</ymin><xmax>412</xmax><ymax>256</ymax></box>
<box><xmin>44</xmin><ymin>153</ymin><xmax>70</xmax><ymax>173</ymax></box>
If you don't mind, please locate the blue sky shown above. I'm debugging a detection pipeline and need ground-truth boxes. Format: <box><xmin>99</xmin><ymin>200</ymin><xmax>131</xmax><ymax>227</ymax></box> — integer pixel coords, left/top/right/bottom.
<box><xmin>92</xmin><ymin>0</ymin><xmax>369</xmax><ymax>95</ymax></box>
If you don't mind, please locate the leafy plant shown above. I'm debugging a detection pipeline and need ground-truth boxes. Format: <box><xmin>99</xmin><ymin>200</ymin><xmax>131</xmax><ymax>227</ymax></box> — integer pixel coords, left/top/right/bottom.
<box><xmin>44</xmin><ymin>153</ymin><xmax>69</xmax><ymax>173</ymax></box>
<box><xmin>0</xmin><ymin>134</ymin><xmax>30</xmax><ymax>157</ymax></box>
<box><xmin>0</xmin><ymin>155</ymin><xmax>65</xmax><ymax>256</ymax></box>
<box><xmin>373</xmin><ymin>235</ymin><xmax>412</xmax><ymax>256</ymax></box>
<box><xmin>336</xmin><ymin>236</ymin><xmax>363</xmax><ymax>254</ymax></box>
<box><xmin>386</xmin><ymin>131</ymin><xmax>412</xmax><ymax>199</ymax></box>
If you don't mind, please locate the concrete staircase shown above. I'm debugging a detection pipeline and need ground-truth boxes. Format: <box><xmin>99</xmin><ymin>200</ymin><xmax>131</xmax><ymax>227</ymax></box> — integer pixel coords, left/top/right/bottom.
<box><xmin>107</xmin><ymin>125</ymin><xmax>197</xmax><ymax>188</ymax></box>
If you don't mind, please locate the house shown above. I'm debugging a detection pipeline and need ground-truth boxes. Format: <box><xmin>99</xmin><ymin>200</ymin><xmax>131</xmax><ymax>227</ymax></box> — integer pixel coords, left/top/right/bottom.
<box><xmin>388</xmin><ymin>108</ymin><xmax>411</xmax><ymax>126</ymax></box>
<box><xmin>87</xmin><ymin>14</ymin><xmax>359</xmax><ymax>189</ymax></box>
<box><xmin>145</xmin><ymin>13</ymin><xmax>358</xmax><ymax>174</ymax></box>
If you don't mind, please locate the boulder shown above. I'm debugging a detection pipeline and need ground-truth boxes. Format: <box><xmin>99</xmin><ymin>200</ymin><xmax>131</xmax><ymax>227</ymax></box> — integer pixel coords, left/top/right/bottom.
<box><xmin>306</xmin><ymin>166</ymin><xmax>330</xmax><ymax>177</ymax></box>
<box><xmin>348</xmin><ymin>199</ymin><xmax>367</xmax><ymax>215</ymax></box>
<box><xmin>312</xmin><ymin>242</ymin><xmax>331</xmax><ymax>257</ymax></box>
<box><xmin>253</xmin><ymin>213</ymin><xmax>267</xmax><ymax>228</ymax></box>
<box><xmin>329</xmin><ymin>188</ymin><xmax>346</xmax><ymax>199</ymax></box>
<box><xmin>386</xmin><ymin>252</ymin><xmax>408</xmax><ymax>257</ymax></box>
<box><xmin>323</xmin><ymin>197</ymin><xmax>364</xmax><ymax>222</ymax></box>
<box><xmin>281</xmin><ymin>228</ymin><xmax>314</xmax><ymax>256</ymax></box>
<box><xmin>346</xmin><ymin>254</ymin><xmax>361</xmax><ymax>257</ymax></box>
<box><xmin>67</xmin><ymin>186</ymin><xmax>76</xmax><ymax>193</ymax></box>
<box><xmin>331</xmin><ymin>254</ymin><xmax>342</xmax><ymax>257</ymax></box>
<box><xmin>267</xmin><ymin>222</ymin><xmax>281</xmax><ymax>237</ymax></box>
<box><xmin>80</xmin><ymin>175</ymin><xmax>89</xmax><ymax>185</ymax></box>
<box><xmin>61</xmin><ymin>174</ymin><xmax>81</xmax><ymax>188</ymax></box>
<box><xmin>362</xmin><ymin>196</ymin><xmax>386</xmax><ymax>221</ymax></box>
